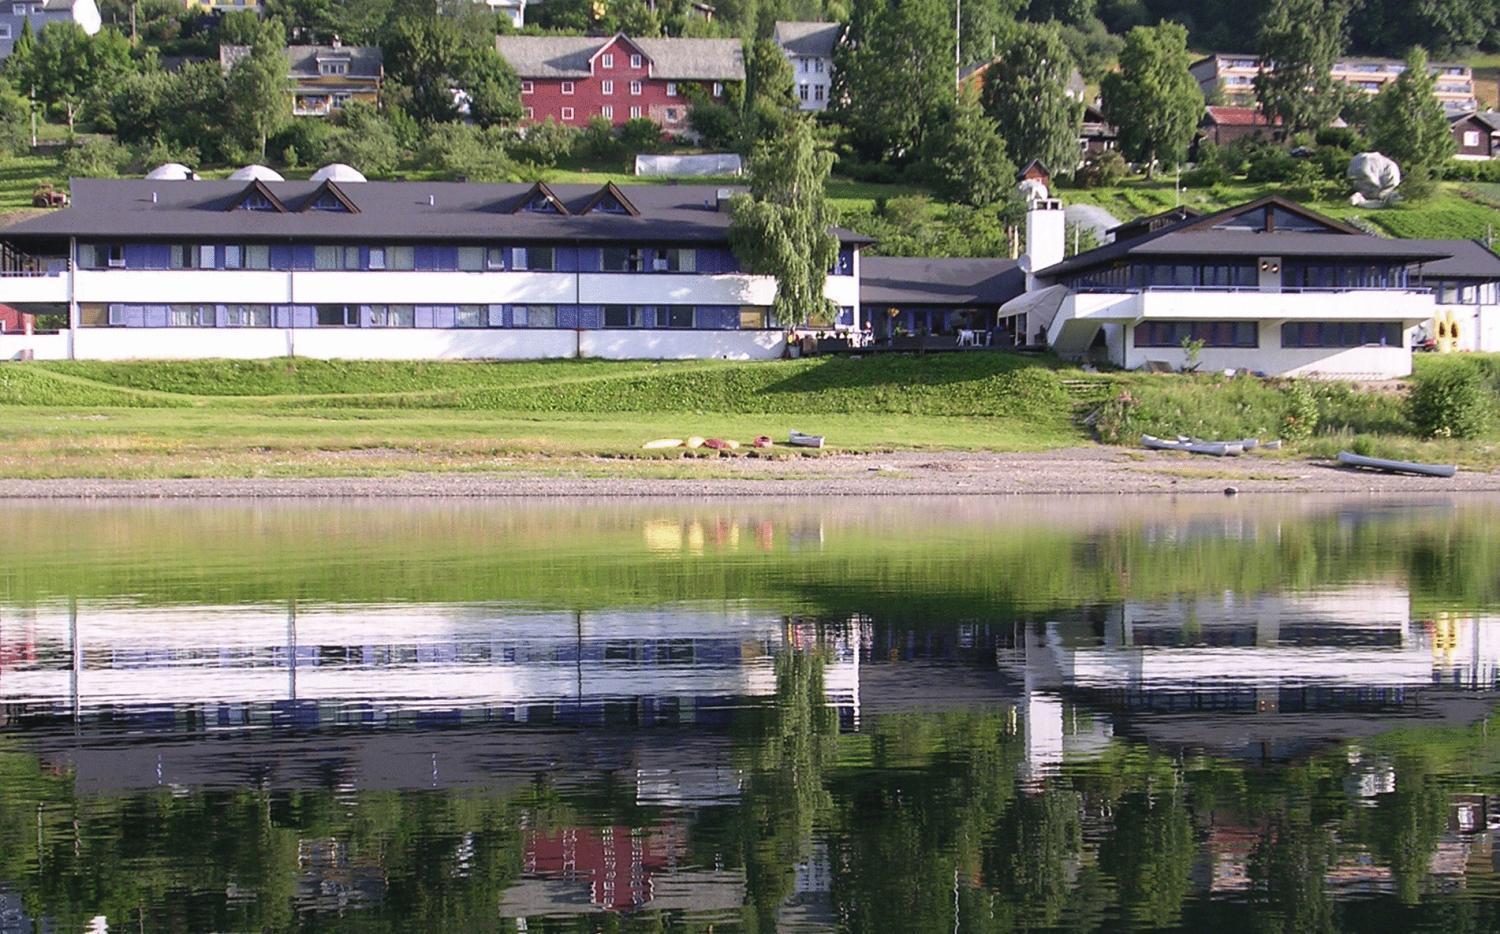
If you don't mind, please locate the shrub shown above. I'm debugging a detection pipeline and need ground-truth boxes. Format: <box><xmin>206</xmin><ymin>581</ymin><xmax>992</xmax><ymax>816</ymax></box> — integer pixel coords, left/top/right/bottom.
<box><xmin>687</xmin><ymin>100</ymin><xmax>738</xmax><ymax>150</ymax></box>
<box><xmin>61</xmin><ymin>138</ymin><xmax>131</xmax><ymax>178</ymax></box>
<box><xmin>268</xmin><ymin>119</ymin><xmax>334</xmax><ymax>169</ymax></box>
<box><xmin>1280</xmin><ymin>380</ymin><xmax>1320</xmax><ymax>443</ymax></box>
<box><xmin>511</xmin><ymin>118</ymin><xmax>575</xmax><ymax>167</ymax></box>
<box><xmin>1181</xmin><ymin>162</ymin><xmax>1228</xmax><ymax>187</ymax></box>
<box><xmin>1245</xmin><ymin>147</ymin><xmax>1298</xmax><ymax>183</ymax></box>
<box><xmin>620</xmin><ymin>117</ymin><xmax>664</xmax><ymax>154</ymax></box>
<box><xmin>1075</xmin><ymin>150</ymin><xmax>1128</xmax><ymax>188</ymax></box>
<box><xmin>1407</xmin><ymin>362</ymin><xmax>1492</xmax><ymax>438</ymax></box>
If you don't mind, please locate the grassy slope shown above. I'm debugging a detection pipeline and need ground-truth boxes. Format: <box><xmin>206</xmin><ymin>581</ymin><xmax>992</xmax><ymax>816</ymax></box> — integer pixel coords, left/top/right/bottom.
<box><xmin>0</xmin><ymin>354</ymin><xmax>1495</xmax><ymax>478</ymax></box>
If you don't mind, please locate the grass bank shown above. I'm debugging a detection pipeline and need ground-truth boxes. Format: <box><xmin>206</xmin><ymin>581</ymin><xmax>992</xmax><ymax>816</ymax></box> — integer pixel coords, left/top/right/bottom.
<box><xmin>0</xmin><ymin>354</ymin><xmax>1495</xmax><ymax>479</ymax></box>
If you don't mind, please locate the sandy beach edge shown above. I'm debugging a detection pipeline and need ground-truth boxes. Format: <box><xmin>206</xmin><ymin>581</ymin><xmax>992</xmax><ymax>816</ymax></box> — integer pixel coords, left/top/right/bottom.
<box><xmin>0</xmin><ymin>449</ymin><xmax>1497</xmax><ymax>498</ymax></box>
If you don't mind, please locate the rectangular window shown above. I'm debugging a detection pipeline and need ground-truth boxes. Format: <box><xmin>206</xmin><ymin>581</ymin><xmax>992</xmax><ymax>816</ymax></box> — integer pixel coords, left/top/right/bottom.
<box><xmin>739</xmin><ymin>307</ymin><xmax>769</xmax><ymax>329</ymax></box>
<box><xmin>169</xmin><ymin>244</ymin><xmax>194</xmax><ymax>269</ymax></box>
<box><xmin>521</xmin><ymin>80</ymin><xmax>533</xmax><ymax>94</ymax></box>
<box><xmin>369</xmin><ymin>305</ymin><xmax>414</xmax><ymax>327</ymax></box>
<box><xmin>561</xmin><ymin>106</ymin><xmax>575</xmax><ymax>121</ymax></box>
<box><xmin>603</xmin><ymin>305</ymin><xmax>641</xmax><ymax>327</ymax></box>
<box><xmin>514</xmin><ymin>305</ymin><xmax>557</xmax><ymax>327</ymax></box>
<box><xmin>343</xmin><ymin>246</ymin><xmax>361</xmax><ymax>270</ymax></box>
<box><xmin>1134</xmin><ymin>321</ymin><xmax>1259</xmax><ymax>348</ymax></box>
<box><xmin>601</xmin><ymin>104</ymin><xmax>614</xmax><ymax>119</ymax></box>
<box><xmin>602</xmin><ymin>53</ymin><xmax>614</xmax><ymax>68</ymax></box>
<box><xmin>525</xmin><ymin>106</ymin><xmax>534</xmax><ymax>120</ymax></box>
<box><xmin>712</xmin><ymin>82</ymin><xmax>723</xmax><ymax>97</ymax></box>
<box><xmin>561</xmin><ymin>81</ymin><xmax>575</xmax><ymax>95</ymax></box>
<box><xmin>602</xmin><ymin>246</ymin><xmax>645</xmax><ymax>272</ymax></box>
<box><xmin>197</xmin><ymin>245</ymin><xmax>215</xmax><ymax>268</ymax></box>
<box><xmin>223</xmin><ymin>245</ymin><xmax>243</xmax><ymax>269</ymax></box>
<box><xmin>514</xmin><ymin>246</ymin><xmax>554</xmax><ymax>271</ymax></box>
<box><xmin>314</xmin><ymin>245</ymin><xmax>340</xmax><ymax>270</ymax></box>
<box><xmin>245</xmin><ymin>244</ymin><xmax>270</xmax><ymax>269</ymax></box>
<box><xmin>456</xmin><ymin>305</ymin><xmax>485</xmax><ymax>328</ymax></box>
<box><xmin>815</xmin><ymin>58</ymin><xmax>824</xmax><ymax>73</ymax></box>
<box><xmin>602</xmin><ymin>80</ymin><xmax>614</xmax><ymax>94</ymax></box>
<box><xmin>1280</xmin><ymin>321</ymin><xmax>1401</xmax><ymax>348</ymax></box>
<box><xmin>666</xmin><ymin>82</ymin><xmax>677</xmax><ymax>96</ymax></box>
<box><xmin>655</xmin><ymin>306</ymin><xmax>695</xmax><ymax>328</ymax></box>
<box><xmin>316</xmin><ymin>305</ymin><xmax>358</xmax><ymax>327</ymax></box>
<box><xmin>0</xmin><ymin>25</ymin><xmax>12</xmax><ymax>40</ymax></box>
<box><xmin>387</xmin><ymin>246</ymin><xmax>414</xmax><ymax>270</ymax></box>
<box><xmin>367</xmin><ymin>247</ymin><xmax>386</xmax><ymax>270</ymax></box>
<box><xmin>169</xmin><ymin>305</ymin><xmax>203</xmax><ymax>327</ymax></box>
<box><xmin>630</xmin><ymin>80</ymin><xmax>642</xmax><ymax>95</ymax></box>
<box><xmin>106</xmin><ymin>245</ymin><xmax>125</xmax><ymax>268</ymax></box>
<box><xmin>653</xmin><ymin>248</ymin><xmax>695</xmax><ymax>272</ymax></box>
<box><xmin>799</xmin><ymin>84</ymin><xmax>809</xmax><ymax>101</ymax></box>
<box><xmin>630</xmin><ymin>54</ymin><xmax>642</xmax><ymax>68</ymax></box>
<box><xmin>225</xmin><ymin>305</ymin><xmax>271</xmax><ymax>328</ymax></box>
<box><xmin>1465</xmin><ymin>130</ymin><xmax>1481</xmax><ymax>147</ymax></box>
<box><xmin>814</xmin><ymin>85</ymin><xmax>824</xmax><ymax>102</ymax></box>
<box><xmin>457</xmin><ymin>246</ymin><xmax>486</xmax><ymax>271</ymax></box>
<box><xmin>486</xmin><ymin>247</ymin><xmax>505</xmax><ymax>270</ymax></box>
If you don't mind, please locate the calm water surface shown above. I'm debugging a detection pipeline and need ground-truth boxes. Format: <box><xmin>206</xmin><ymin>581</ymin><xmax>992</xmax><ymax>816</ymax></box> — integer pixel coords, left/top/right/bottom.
<box><xmin>3</xmin><ymin>496</ymin><xmax>1500</xmax><ymax>932</ymax></box>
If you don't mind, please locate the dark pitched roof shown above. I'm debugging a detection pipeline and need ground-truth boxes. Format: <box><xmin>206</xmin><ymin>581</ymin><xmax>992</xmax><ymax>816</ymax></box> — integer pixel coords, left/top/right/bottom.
<box><xmin>1408</xmin><ymin>239</ymin><xmax>1500</xmax><ymax>279</ymax></box>
<box><xmin>1038</xmin><ymin>195</ymin><xmax>1455</xmax><ymax>279</ymax></box>
<box><xmin>219</xmin><ymin>44</ymin><xmax>384</xmax><ymax>80</ymax></box>
<box><xmin>1107</xmin><ymin>206</ymin><xmax>1201</xmax><ymax>243</ymax></box>
<box><xmin>860</xmin><ymin>257</ymin><xmax>1024</xmax><ymax>307</ymax></box>
<box><xmin>1451</xmin><ymin>110</ymin><xmax>1500</xmax><ymax>133</ymax></box>
<box><xmin>772</xmin><ymin>21</ymin><xmax>842</xmax><ymax>57</ymax></box>
<box><xmin>2</xmin><ymin>179</ymin><xmax>873</xmax><ymax>246</ymax></box>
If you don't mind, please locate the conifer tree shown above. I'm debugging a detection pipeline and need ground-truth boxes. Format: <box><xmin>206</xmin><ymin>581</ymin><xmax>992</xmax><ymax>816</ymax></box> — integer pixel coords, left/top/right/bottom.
<box><xmin>1370</xmin><ymin>47</ymin><xmax>1457</xmax><ymax>187</ymax></box>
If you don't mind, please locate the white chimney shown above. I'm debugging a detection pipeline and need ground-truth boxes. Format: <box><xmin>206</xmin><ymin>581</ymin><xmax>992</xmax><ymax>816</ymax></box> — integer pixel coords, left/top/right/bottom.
<box><xmin>1023</xmin><ymin>198</ymin><xmax>1065</xmax><ymax>293</ymax></box>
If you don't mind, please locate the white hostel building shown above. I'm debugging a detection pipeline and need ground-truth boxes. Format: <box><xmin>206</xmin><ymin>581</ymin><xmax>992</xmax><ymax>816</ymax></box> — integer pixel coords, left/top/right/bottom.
<box><xmin>1003</xmin><ymin>195</ymin><xmax>1500</xmax><ymax>380</ymax></box>
<box><xmin>0</xmin><ymin>175</ymin><xmax>866</xmax><ymax>362</ymax></box>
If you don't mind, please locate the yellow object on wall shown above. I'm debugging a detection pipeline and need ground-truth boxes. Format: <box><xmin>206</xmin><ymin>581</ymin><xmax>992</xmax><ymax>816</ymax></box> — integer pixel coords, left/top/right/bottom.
<box><xmin>1434</xmin><ymin>309</ymin><xmax>1462</xmax><ymax>353</ymax></box>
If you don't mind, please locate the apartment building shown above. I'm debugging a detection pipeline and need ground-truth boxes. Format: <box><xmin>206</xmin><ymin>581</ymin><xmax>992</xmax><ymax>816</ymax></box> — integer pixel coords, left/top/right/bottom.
<box><xmin>221</xmin><ymin>41</ymin><xmax>383</xmax><ymax>117</ymax></box>
<box><xmin>772</xmin><ymin>21</ymin><xmax>841</xmax><ymax>112</ymax></box>
<box><xmin>0</xmin><ymin>0</ymin><xmax>99</xmax><ymax>59</ymax></box>
<box><xmin>1191</xmin><ymin>53</ymin><xmax>1477</xmax><ymax>113</ymax></box>
<box><xmin>497</xmin><ymin>33</ymin><xmax>743</xmax><ymax>130</ymax></box>
<box><xmin>0</xmin><ymin>175</ymin><xmax>866</xmax><ymax>361</ymax></box>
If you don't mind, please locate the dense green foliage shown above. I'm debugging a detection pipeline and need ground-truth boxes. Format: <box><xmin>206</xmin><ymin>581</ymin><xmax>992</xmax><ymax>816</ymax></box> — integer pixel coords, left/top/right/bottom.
<box><xmin>1100</xmin><ymin>22</ymin><xmax>1202</xmax><ymax>177</ymax></box>
<box><xmin>922</xmin><ymin>87</ymin><xmax>1018</xmax><ymax>208</ymax></box>
<box><xmin>729</xmin><ymin>119</ymin><xmax>841</xmax><ymax>327</ymax></box>
<box><xmin>1254</xmin><ymin>0</ymin><xmax>1349</xmax><ymax>132</ymax></box>
<box><xmin>982</xmin><ymin>23</ymin><xmax>1082</xmax><ymax>175</ymax></box>
<box><xmin>834</xmin><ymin>0</ymin><xmax>956</xmax><ymax>165</ymax></box>
<box><xmin>1370</xmin><ymin>47</ymin><xmax>1458</xmax><ymax>190</ymax></box>
<box><xmin>1407</xmin><ymin>356</ymin><xmax>1495</xmax><ymax>438</ymax></box>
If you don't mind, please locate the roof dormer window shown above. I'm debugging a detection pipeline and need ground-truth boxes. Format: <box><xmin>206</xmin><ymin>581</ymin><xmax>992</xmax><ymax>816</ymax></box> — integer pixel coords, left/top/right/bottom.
<box><xmin>244</xmin><ymin>192</ymin><xmax>277</xmax><ymax>211</ymax></box>
<box><xmin>527</xmin><ymin>192</ymin><xmax>561</xmax><ymax>213</ymax></box>
<box><xmin>319</xmin><ymin>59</ymin><xmax>350</xmax><ymax>76</ymax></box>
<box><xmin>581</xmin><ymin>182</ymin><xmax>639</xmax><ymax>216</ymax></box>
<box><xmin>229</xmin><ymin>180</ymin><xmax>288</xmax><ymax>213</ymax></box>
<box><xmin>310</xmin><ymin>191</ymin><xmax>348</xmax><ymax>211</ymax></box>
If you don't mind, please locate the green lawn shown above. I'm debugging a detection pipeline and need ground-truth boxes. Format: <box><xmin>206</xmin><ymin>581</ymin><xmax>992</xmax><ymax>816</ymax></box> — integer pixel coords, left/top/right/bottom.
<box><xmin>0</xmin><ymin>355</ymin><xmax>1494</xmax><ymax>478</ymax></box>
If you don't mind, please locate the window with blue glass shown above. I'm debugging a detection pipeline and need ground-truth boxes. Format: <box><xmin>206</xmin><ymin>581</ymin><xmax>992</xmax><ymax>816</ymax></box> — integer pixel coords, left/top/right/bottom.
<box><xmin>1281</xmin><ymin>321</ymin><xmax>1401</xmax><ymax>347</ymax></box>
<box><xmin>1135</xmin><ymin>320</ymin><xmax>1258</xmax><ymax>348</ymax></box>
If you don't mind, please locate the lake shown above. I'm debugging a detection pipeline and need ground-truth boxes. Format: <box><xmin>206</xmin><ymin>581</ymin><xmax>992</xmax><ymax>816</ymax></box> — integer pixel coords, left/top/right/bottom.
<box><xmin>2</xmin><ymin>495</ymin><xmax>1500</xmax><ymax>932</ymax></box>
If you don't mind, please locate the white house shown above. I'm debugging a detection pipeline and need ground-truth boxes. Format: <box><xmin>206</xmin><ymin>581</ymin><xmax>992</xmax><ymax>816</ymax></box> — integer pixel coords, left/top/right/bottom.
<box><xmin>772</xmin><ymin>21</ymin><xmax>840</xmax><ymax>112</ymax></box>
<box><xmin>999</xmin><ymin>195</ymin><xmax>1471</xmax><ymax>380</ymax></box>
<box><xmin>0</xmin><ymin>174</ymin><xmax>866</xmax><ymax>362</ymax></box>
<box><xmin>0</xmin><ymin>0</ymin><xmax>99</xmax><ymax>59</ymax></box>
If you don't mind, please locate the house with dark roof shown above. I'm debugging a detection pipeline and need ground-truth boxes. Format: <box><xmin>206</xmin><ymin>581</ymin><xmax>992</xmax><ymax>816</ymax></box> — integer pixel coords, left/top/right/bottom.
<box><xmin>220</xmin><ymin>41</ymin><xmax>384</xmax><ymax>117</ymax></box>
<box><xmin>1450</xmin><ymin>111</ymin><xmax>1500</xmax><ymax>160</ymax></box>
<box><xmin>858</xmin><ymin>256</ymin><xmax>1023</xmax><ymax>344</ymax></box>
<box><xmin>1197</xmin><ymin>106</ymin><xmax>1284</xmax><ymax>148</ymax></box>
<box><xmin>1410</xmin><ymin>238</ymin><xmax>1500</xmax><ymax>351</ymax></box>
<box><xmin>997</xmin><ymin>194</ymin><xmax>1491</xmax><ymax>378</ymax></box>
<box><xmin>772</xmin><ymin>21</ymin><xmax>841</xmax><ymax>112</ymax></box>
<box><xmin>497</xmin><ymin>33</ymin><xmax>743</xmax><ymax>131</ymax></box>
<box><xmin>0</xmin><ymin>176</ymin><xmax>866</xmax><ymax>362</ymax></box>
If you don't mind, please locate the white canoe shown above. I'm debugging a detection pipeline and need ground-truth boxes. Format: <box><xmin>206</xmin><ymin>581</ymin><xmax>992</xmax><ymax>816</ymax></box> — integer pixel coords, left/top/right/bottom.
<box><xmin>1337</xmin><ymin>451</ymin><xmax>1457</xmax><ymax>478</ymax></box>
<box><xmin>788</xmin><ymin>431</ymin><xmax>824</xmax><ymax>449</ymax></box>
<box><xmin>1142</xmin><ymin>435</ymin><xmax>1243</xmax><ymax>456</ymax></box>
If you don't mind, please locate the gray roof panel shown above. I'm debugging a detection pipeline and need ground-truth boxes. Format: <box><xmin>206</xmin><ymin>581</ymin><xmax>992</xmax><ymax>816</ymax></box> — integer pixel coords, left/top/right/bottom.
<box><xmin>495</xmin><ymin>35</ymin><xmax>744</xmax><ymax>81</ymax></box>
<box><xmin>772</xmin><ymin>21</ymin><xmax>842</xmax><ymax>57</ymax></box>
<box><xmin>860</xmin><ymin>256</ymin><xmax>1024</xmax><ymax>306</ymax></box>
<box><xmin>1407</xmin><ymin>238</ymin><xmax>1500</xmax><ymax>278</ymax></box>
<box><xmin>2</xmin><ymin>179</ymin><xmax>870</xmax><ymax>246</ymax></box>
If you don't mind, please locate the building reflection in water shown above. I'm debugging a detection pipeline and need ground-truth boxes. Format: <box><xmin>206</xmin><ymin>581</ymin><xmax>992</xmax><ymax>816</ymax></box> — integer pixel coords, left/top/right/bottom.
<box><xmin>5</xmin><ymin>582</ymin><xmax>1500</xmax><ymax>925</ymax></box>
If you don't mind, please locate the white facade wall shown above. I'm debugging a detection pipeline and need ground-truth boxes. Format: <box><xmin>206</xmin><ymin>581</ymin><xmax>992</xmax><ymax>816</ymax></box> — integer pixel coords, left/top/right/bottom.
<box><xmin>1437</xmin><ymin>300</ymin><xmax>1500</xmax><ymax>352</ymax></box>
<box><xmin>1</xmin><ymin>267</ymin><xmax>855</xmax><ymax>360</ymax></box>
<box><xmin>1046</xmin><ymin>288</ymin><xmax>1429</xmax><ymax>379</ymax></box>
<box><xmin>0</xmin><ymin>332</ymin><xmax>70</xmax><ymax>361</ymax></box>
<box><xmin>787</xmin><ymin>54</ymin><xmax>834</xmax><ymax>111</ymax></box>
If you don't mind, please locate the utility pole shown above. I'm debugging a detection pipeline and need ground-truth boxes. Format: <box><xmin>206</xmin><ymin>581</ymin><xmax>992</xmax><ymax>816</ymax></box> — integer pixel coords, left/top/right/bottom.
<box><xmin>954</xmin><ymin>0</ymin><xmax>961</xmax><ymax>89</ymax></box>
<box><xmin>28</xmin><ymin>85</ymin><xmax>36</xmax><ymax>149</ymax></box>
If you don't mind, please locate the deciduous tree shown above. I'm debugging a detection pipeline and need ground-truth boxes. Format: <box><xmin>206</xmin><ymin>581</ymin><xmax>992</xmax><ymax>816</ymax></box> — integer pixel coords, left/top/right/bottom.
<box><xmin>225</xmin><ymin>19</ymin><xmax>291</xmax><ymax>159</ymax></box>
<box><xmin>833</xmin><ymin>0</ymin><xmax>955</xmax><ymax>164</ymax></box>
<box><xmin>1254</xmin><ymin>0</ymin><xmax>1348</xmax><ymax>133</ymax></box>
<box><xmin>1100</xmin><ymin>21</ymin><xmax>1202</xmax><ymax>177</ymax></box>
<box><xmin>923</xmin><ymin>86</ymin><xmax>1016</xmax><ymax>207</ymax></box>
<box><xmin>1369</xmin><ymin>46</ymin><xmax>1457</xmax><ymax>185</ymax></box>
<box><xmin>728</xmin><ymin>118</ymin><xmax>840</xmax><ymax>328</ymax></box>
<box><xmin>981</xmin><ymin>22</ymin><xmax>1081</xmax><ymax>175</ymax></box>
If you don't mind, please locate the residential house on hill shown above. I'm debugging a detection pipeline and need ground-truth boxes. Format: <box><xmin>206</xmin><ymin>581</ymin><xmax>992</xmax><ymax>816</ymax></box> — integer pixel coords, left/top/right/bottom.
<box><xmin>220</xmin><ymin>41</ymin><xmax>384</xmax><ymax>117</ymax></box>
<box><xmin>772</xmin><ymin>21</ymin><xmax>841</xmax><ymax>112</ymax></box>
<box><xmin>1450</xmin><ymin>111</ymin><xmax>1500</xmax><ymax>160</ymax></box>
<box><xmin>1197</xmin><ymin>105</ymin><xmax>1284</xmax><ymax>148</ymax></box>
<box><xmin>1192</xmin><ymin>53</ymin><xmax>1477</xmax><ymax>114</ymax></box>
<box><xmin>465</xmin><ymin>0</ymin><xmax>526</xmax><ymax>29</ymax></box>
<box><xmin>0</xmin><ymin>0</ymin><xmax>99</xmax><ymax>59</ymax></box>
<box><xmin>185</xmin><ymin>0</ymin><xmax>262</xmax><ymax>11</ymax></box>
<box><xmin>498</xmin><ymin>33</ymin><xmax>742</xmax><ymax>131</ymax></box>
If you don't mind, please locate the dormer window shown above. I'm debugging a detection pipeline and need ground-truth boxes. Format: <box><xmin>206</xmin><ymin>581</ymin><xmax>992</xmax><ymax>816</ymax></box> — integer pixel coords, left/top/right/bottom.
<box><xmin>243</xmin><ymin>191</ymin><xmax>278</xmax><ymax>211</ymax></box>
<box><xmin>590</xmin><ymin>194</ymin><xmax>628</xmax><ymax>214</ymax></box>
<box><xmin>319</xmin><ymin>59</ymin><xmax>349</xmax><ymax>76</ymax></box>
<box><xmin>309</xmin><ymin>190</ymin><xmax>349</xmax><ymax>212</ymax></box>
<box><xmin>581</xmin><ymin>182</ymin><xmax>639</xmax><ymax>217</ymax></box>
<box><xmin>229</xmin><ymin>181</ymin><xmax>288</xmax><ymax>213</ymax></box>
<box><xmin>526</xmin><ymin>192</ymin><xmax>561</xmax><ymax>213</ymax></box>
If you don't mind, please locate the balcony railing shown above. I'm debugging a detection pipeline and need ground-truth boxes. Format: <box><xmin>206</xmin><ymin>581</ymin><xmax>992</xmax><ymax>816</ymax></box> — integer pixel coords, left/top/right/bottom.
<box><xmin>1073</xmin><ymin>285</ymin><xmax>1432</xmax><ymax>295</ymax></box>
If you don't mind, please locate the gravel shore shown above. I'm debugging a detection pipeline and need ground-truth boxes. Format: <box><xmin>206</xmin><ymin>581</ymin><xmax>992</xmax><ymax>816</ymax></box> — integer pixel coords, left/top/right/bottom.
<box><xmin>0</xmin><ymin>448</ymin><xmax>1496</xmax><ymax>498</ymax></box>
